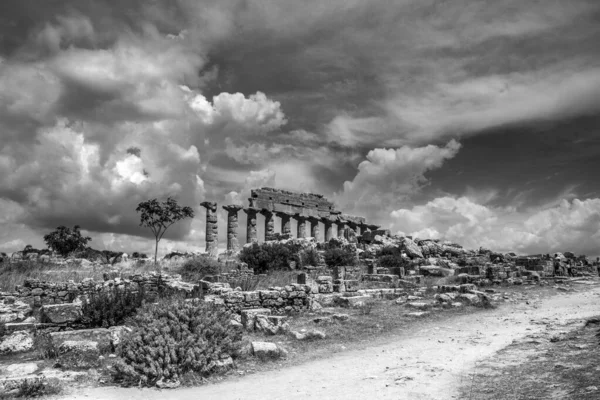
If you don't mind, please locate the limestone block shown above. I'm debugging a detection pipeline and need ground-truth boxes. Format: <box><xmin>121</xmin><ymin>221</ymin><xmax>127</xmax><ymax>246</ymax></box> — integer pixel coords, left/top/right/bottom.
<box><xmin>251</xmin><ymin>341</ymin><xmax>284</xmax><ymax>359</ymax></box>
<box><xmin>336</xmin><ymin>295</ymin><xmax>372</xmax><ymax>308</ymax></box>
<box><xmin>49</xmin><ymin>329</ymin><xmax>112</xmax><ymax>353</ymax></box>
<box><xmin>57</xmin><ymin>340</ymin><xmax>100</xmax><ymax>369</ymax></box>
<box><xmin>258</xmin><ymin>290</ymin><xmax>280</xmax><ymax>300</ymax></box>
<box><xmin>41</xmin><ymin>303</ymin><xmax>82</xmax><ymax>324</ymax></box>
<box><xmin>290</xmin><ymin>329</ymin><xmax>326</xmax><ymax>340</ymax></box>
<box><xmin>255</xmin><ymin>315</ymin><xmax>289</xmax><ymax>335</ymax></box>
<box><xmin>240</xmin><ymin>308</ymin><xmax>271</xmax><ymax>331</ymax></box>
<box><xmin>0</xmin><ymin>331</ymin><xmax>34</xmax><ymax>354</ymax></box>
<box><xmin>243</xmin><ymin>291</ymin><xmax>260</xmax><ymax>303</ymax></box>
<box><xmin>457</xmin><ymin>293</ymin><xmax>481</xmax><ymax>306</ymax></box>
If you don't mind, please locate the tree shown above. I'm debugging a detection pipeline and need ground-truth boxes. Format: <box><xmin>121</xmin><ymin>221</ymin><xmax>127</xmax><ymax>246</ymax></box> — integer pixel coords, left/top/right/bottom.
<box><xmin>135</xmin><ymin>197</ymin><xmax>194</xmax><ymax>264</ymax></box>
<box><xmin>43</xmin><ymin>225</ymin><xmax>92</xmax><ymax>257</ymax></box>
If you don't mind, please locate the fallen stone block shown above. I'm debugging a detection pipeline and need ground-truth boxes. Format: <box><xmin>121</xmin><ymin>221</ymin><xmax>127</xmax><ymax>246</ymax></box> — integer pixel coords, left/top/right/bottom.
<box><xmin>291</xmin><ymin>329</ymin><xmax>326</xmax><ymax>340</ymax></box>
<box><xmin>251</xmin><ymin>341</ymin><xmax>285</xmax><ymax>359</ymax></box>
<box><xmin>57</xmin><ymin>340</ymin><xmax>100</xmax><ymax>369</ymax></box>
<box><xmin>41</xmin><ymin>303</ymin><xmax>82</xmax><ymax>324</ymax></box>
<box><xmin>457</xmin><ymin>293</ymin><xmax>481</xmax><ymax>306</ymax></box>
<box><xmin>49</xmin><ymin>329</ymin><xmax>112</xmax><ymax>353</ymax></box>
<box><xmin>255</xmin><ymin>315</ymin><xmax>289</xmax><ymax>335</ymax></box>
<box><xmin>0</xmin><ymin>331</ymin><xmax>33</xmax><ymax>354</ymax></box>
<box><xmin>406</xmin><ymin>302</ymin><xmax>431</xmax><ymax>310</ymax></box>
<box><xmin>336</xmin><ymin>295</ymin><xmax>372</xmax><ymax>308</ymax></box>
<box><xmin>240</xmin><ymin>308</ymin><xmax>272</xmax><ymax>331</ymax></box>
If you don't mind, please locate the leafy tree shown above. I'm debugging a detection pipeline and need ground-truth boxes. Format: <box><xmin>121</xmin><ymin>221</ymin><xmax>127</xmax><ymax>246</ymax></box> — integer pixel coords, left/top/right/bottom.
<box><xmin>43</xmin><ymin>225</ymin><xmax>92</xmax><ymax>257</ymax></box>
<box><xmin>135</xmin><ymin>197</ymin><xmax>194</xmax><ymax>264</ymax></box>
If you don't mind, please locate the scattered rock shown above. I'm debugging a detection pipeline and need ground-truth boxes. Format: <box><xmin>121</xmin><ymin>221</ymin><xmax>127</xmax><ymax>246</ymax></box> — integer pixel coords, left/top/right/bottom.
<box><xmin>291</xmin><ymin>329</ymin><xmax>326</xmax><ymax>340</ymax></box>
<box><xmin>155</xmin><ymin>377</ymin><xmax>181</xmax><ymax>389</ymax></box>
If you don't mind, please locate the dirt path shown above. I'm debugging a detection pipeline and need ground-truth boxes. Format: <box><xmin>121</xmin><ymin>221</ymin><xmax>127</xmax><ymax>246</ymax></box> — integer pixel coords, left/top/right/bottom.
<box><xmin>64</xmin><ymin>285</ymin><xmax>600</xmax><ymax>400</ymax></box>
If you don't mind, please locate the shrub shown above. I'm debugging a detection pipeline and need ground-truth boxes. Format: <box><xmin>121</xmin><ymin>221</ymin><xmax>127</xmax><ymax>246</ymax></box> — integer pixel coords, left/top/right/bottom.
<box><xmin>376</xmin><ymin>246</ymin><xmax>407</xmax><ymax>270</ymax></box>
<box><xmin>7</xmin><ymin>378</ymin><xmax>62</xmax><ymax>398</ymax></box>
<box><xmin>298</xmin><ymin>248</ymin><xmax>320</xmax><ymax>267</ymax></box>
<box><xmin>239</xmin><ymin>243</ymin><xmax>300</xmax><ymax>274</ymax></box>
<box><xmin>178</xmin><ymin>256</ymin><xmax>221</xmax><ymax>281</ymax></box>
<box><xmin>323</xmin><ymin>247</ymin><xmax>356</xmax><ymax>267</ymax></box>
<box><xmin>113</xmin><ymin>298</ymin><xmax>242</xmax><ymax>386</ymax></box>
<box><xmin>81</xmin><ymin>285</ymin><xmax>146</xmax><ymax>329</ymax></box>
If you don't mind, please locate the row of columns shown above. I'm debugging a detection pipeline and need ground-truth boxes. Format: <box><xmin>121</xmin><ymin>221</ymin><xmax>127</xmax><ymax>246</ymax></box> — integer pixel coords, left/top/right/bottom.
<box><xmin>201</xmin><ymin>203</ymin><xmax>376</xmax><ymax>255</ymax></box>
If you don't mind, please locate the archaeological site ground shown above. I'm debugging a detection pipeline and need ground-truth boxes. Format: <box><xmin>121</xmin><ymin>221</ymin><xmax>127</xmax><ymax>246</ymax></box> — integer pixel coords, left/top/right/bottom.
<box><xmin>0</xmin><ymin>188</ymin><xmax>599</xmax><ymax>400</ymax></box>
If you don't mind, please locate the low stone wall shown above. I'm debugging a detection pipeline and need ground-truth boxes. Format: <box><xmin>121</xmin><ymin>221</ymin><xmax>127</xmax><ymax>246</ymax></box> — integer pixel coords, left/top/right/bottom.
<box><xmin>203</xmin><ymin>283</ymin><xmax>314</xmax><ymax>314</ymax></box>
<box><xmin>0</xmin><ymin>273</ymin><xmax>200</xmax><ymax>308</ymax></box>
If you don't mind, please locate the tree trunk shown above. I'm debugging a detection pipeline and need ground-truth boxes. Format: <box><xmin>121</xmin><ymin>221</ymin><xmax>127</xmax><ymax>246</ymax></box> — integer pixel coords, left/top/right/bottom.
<box><xmin>154</xmin><ymin>238</ymin><xmax>159</xmax><ymax>266</ymax></box>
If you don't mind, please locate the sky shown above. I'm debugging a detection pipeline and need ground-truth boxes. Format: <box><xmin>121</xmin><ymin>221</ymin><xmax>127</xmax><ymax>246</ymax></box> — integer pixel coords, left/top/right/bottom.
<box><xmin>1</xmin><ymin>0</ymin><xmax>599</xmax><ymax>257</ymax></box>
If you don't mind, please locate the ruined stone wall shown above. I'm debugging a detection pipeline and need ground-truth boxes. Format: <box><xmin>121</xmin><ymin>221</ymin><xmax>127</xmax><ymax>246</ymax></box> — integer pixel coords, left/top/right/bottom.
<box><xmin>0</xmin><ymin>273</ymin><xmax>199</xmax><ymax>308</ymax></box>
<box><xmin>203</xmin><ymin>283</ymin><xmax>314</xmax><ymax>314</ymax></box>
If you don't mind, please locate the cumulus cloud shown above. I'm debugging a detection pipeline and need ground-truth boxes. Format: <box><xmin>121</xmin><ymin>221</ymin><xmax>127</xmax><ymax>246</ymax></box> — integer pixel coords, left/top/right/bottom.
<box><xmin>1</xmin><ymin>0</ymin><xmax>599</xmax><ymax>255</ymax></box>
<box><xmin>390</xmin><ymin>196</ymin><xmax>600</xmax><ymax>256</ymax></box>
<box><xmin>338</xmin><ymin>140</ymin><xmax>462</xmax><ymax>218</ymax></box>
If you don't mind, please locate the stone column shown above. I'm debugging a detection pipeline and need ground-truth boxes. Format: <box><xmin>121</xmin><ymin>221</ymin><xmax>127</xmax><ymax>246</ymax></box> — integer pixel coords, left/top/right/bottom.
<box><xmin>278</xmin><ymin>212</ymin><xmax>292</xmax><ymax>237</ymax></box>
<box><xmin>348</xmin><ymin>223</ymin><xmax>358</xmax><ymax>236</ymax></box>
<box><xmin>223</xmin><ymin>205</ymin><xmax>243</xmax><ymax>252</ymax></box>
<box><xmin>338</xmin><ymin>222</ymin><xmax>347</xmax><ymax>234</ymax></box>
<box><xmin>324</xmin><ymin>219</ymin><xmax>334</xmax><ymax>241</ymax></box>
<box><xmin>296</xmin><ymin>216</ymin><xmax>307</xmax><ymax>239</ymax></box>
<box><xmin>200</xmin><ymin>201</ymin><xmax>218</xmax><ymax>257</ymax></box>
<box><xmin>262</xmin><ymin>211</ymin><xmax>275</xmax><ymax>241</ymax></box>
<box><xmin>244</xmin><ymin>208</ymin><xmax>258</xmax><ymax>244</ymax></box>
<box><xmin>309</xmin><ymin>217</ymin><xmax>320</xmax><ymax>242</ymax></box>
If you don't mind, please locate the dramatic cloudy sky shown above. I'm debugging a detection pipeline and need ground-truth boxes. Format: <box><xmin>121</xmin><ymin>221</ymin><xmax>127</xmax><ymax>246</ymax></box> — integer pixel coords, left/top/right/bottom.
<box><xmin>1</xmin><ymin>0</ymin><xmax>599</xmax><ymax>257</ymax></box>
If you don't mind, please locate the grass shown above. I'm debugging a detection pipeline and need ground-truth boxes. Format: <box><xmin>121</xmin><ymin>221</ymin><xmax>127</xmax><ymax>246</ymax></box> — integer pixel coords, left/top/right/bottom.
<box><xmin>0</xmin><ymin>377</ymin><xmax>62</xmax><ymax>399</ymax></box>
<box><xmin>0</xmin><ymin>258</ymin><xmax>185</xmax><ymax>292</ymax></box>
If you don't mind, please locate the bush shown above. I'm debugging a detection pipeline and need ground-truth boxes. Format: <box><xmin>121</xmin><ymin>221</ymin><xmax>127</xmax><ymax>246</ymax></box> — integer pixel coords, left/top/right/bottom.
<box><xmin>178</xmin><ymin>256</ymin><xmax>221</xmax><ymax>281</ymax></box>
<box><xmin>81</xmin><ymin>285</ymin><xmax>146</xmax><ymax>328</ymax></box>
<box><xmin>323</xmin><ymin>247</ymin><xmax>356</xmax><ymax>267</ymax></box>
<box><xmin>5</xmin><ymin>378</ymin><xmax>62</xmax><ymax>398</ymax></box>
<box><xmin>239</xmin><ymin>243</ymin><xmax>300</xmax><ymax>274</ymax></box>
<box><xmin>113</xmin><ymin>298</ymin><xmax>242</xmax><ymax>386</ymax></box>
<box><xmin>376</xmin><ymin>246</ymin><xmax>407</xmax><ymax>270</ymax></box>
<box><xmin>298</xmin><ymin>248</ymin><xmax>320</xmax><ymax>267</ymax></box>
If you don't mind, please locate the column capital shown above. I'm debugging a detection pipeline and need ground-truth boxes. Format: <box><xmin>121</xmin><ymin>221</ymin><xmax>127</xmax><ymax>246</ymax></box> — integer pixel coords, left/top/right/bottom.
<box><xmin>200</xmin><ymin>201</ymin><xmax>217</xmax><ymax>212</ymax></box>
<box><xmin>223</xmin><ymin>204</ymin><xmax>244</xmax><ymax>213</ymax></box>
<box><xmin>260</xmin><ymin>209</ymin><xmax>274</xmax><ymax>217</ymax></box>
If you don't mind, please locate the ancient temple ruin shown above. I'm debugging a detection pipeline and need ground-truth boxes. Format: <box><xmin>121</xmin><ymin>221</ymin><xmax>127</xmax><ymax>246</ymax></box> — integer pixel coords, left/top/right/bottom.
<box><xmin>201</xmin><ymin>187</ymin><xmax>380</xmax><ymax>252</ymax></box>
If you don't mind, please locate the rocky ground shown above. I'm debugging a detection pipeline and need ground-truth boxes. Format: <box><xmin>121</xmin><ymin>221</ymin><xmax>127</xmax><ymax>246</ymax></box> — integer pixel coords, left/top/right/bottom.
<box><xmin>48</xmin><ymin>278</ymin><xmax>600</xmax><ymax>400</ymax></box>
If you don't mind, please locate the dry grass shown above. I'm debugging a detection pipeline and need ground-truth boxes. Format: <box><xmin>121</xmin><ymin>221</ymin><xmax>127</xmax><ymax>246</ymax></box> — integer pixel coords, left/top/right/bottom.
<box><xmin>0</xmin><ymin>259</ymin><xmax>184</xmax><ymax>292</ymax></box>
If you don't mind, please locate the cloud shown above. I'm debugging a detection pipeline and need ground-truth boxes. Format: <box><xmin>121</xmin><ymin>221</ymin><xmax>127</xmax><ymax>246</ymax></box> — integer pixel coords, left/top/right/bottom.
<box><xmin>390</xmin><ymin>196</ymin><xmax>600</xmax><ymax>256</ymax></box>
<box><xmin>338</xmin><ymin>140</ymin><xmax>461</xmax><ymax>218</ymax></box>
